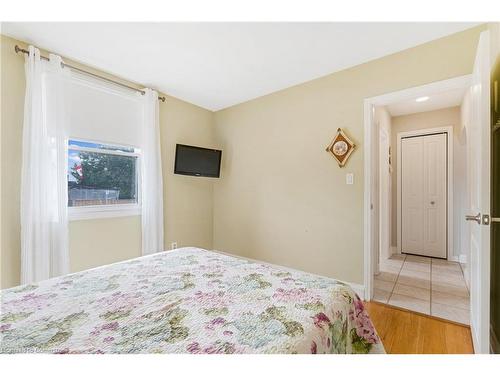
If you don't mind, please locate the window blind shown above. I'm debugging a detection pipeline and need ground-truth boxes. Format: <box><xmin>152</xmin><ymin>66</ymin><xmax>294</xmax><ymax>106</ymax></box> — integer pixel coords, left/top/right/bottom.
<box><xmin>65</xmin><ymin>72</ymin><xmax>143</xmax><ymax>147</ymax></box>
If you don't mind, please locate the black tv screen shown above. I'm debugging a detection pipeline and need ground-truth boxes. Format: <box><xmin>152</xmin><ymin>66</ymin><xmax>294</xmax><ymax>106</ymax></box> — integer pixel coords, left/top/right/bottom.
<box><xmin>174</xmin><ymin>144</ymin><xmax>222</xmax><ymax>178</ymax></box>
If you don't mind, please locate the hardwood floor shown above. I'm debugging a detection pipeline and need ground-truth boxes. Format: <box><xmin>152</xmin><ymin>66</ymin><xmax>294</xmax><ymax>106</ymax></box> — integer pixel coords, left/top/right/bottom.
<box><xmin>365</xmin><ymin>301</ymin><xmax>474</xmax><ymax>354</ymax></box>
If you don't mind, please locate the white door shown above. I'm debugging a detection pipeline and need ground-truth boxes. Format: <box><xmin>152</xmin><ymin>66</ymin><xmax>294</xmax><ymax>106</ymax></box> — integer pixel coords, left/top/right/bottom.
<box><xmin>401</xmin><ymin>133</ymin><xmax>447</xmax><ymax>258</ymax></box>
<box><xmin>466</xmin><ymin>31</ymin><xmax>490</xmax><ymax>354</ymax></box>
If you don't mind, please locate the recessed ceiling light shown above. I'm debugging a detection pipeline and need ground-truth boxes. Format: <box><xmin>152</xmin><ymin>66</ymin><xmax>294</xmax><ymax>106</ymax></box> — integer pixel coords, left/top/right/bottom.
<box><xmin>415</xmin><ymin>96</ymin><xmax>429</xmax><ymax>102</ymax></box>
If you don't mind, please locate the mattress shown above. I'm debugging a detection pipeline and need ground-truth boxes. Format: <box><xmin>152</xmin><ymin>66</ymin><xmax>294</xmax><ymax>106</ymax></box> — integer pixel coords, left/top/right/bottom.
<box><xmin>0</xmin><ymin>247</ymin><xmax>384</xmax><ymax>354</ymax></box>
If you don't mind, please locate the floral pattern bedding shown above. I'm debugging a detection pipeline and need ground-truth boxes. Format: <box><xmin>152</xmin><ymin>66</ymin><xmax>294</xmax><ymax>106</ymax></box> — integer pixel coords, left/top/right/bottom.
<box><xmin>0</xmin><ymin>247</ymin><xmax>384</xmax><ymax>354</ymax></box>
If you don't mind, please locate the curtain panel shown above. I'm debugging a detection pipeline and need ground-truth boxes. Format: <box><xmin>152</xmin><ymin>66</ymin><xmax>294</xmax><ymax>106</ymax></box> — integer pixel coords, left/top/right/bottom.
<box><xmin>141</xmin><ymin>88</ymin><xmax>164</xmax><ymax>255</ymax></box>
<box><xmin>20</xmin><ymin>46</ymin><xmax>69</xmax><ymax>284</ymax></box>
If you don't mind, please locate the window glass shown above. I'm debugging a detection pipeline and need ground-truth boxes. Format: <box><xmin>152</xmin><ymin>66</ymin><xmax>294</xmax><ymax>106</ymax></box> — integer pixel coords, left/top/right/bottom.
<box><xmin>68</xmin><ymin>140</ymin><xmax>138</xmax><ymax>207</ymax></box>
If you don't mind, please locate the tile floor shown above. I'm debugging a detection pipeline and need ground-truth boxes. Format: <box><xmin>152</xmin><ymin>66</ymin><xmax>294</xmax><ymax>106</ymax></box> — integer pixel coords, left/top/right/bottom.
<box><xmin>373</xmin><ymin>253</ymin><xmax>470</xmax><ymax>325</ymax></box>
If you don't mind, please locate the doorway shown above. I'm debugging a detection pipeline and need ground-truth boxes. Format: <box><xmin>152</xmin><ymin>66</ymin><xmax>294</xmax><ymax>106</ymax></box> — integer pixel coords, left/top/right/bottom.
<box><xmin>363</xmin><ymin>76</ymin><xmax>472</xmax><ymax>324</ymax></box>
<box><xmin>364</xmin><ymin>30</ymin><xmax>492</xmax><ymax>354</ymax></box>
<box><xmin>376</xmin><ymin>112</ymin><xmax>469</xmax><ymax>324</ymax></box>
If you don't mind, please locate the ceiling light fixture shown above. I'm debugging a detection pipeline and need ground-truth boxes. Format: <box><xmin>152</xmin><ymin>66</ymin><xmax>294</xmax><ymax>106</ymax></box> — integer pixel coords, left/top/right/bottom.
<box><xmin>415</xmin><ymin>96</ymin><xmax>429</xmax><ymax>102</ymax></box>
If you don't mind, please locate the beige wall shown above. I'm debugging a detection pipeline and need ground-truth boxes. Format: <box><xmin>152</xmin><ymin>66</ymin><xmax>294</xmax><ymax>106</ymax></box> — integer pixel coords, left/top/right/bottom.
<box><xmin>160</xmin><ymin>96</ymin><xmax>217</xmax><ymax>250</ymax></box>
<box><xmin>213</xmin><ymin>26</ymin><xmax>485</xmax><ymax>285</ymax></box>
<box><xmin>68</xmin><ymin>216</ymin><xmax>142</xmax><ymax>273</ymax></box>
<box><xmin>0</xmin><ymin>34</ymin><xmax>215</xmax><ymax>288</ymax></box>
<box><xmin>390</xmin><ymin>107</ymin><xmax>465</xmax><ymax>259</ymax></box>
<box><xmin>0</xmin><ymin>35</ymin><xmax>25</xmax><ymax>289</ymax></box>
<box><xmin>489</xmin><ymin>23</ymin><xmax>500</xmax><ymax>71</ymax></box>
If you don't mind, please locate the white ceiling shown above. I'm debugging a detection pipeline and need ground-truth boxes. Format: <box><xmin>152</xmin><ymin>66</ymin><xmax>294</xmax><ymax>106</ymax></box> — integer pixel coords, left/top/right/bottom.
<box><xmin>386</xmin><ymin>87</ymin><xmax>467</xmax><ymax>116</ymax></box>
<box><xmin>2</xmin><ymin>22</ymin><xmax>479</xmax><ymax>111</ymax></box>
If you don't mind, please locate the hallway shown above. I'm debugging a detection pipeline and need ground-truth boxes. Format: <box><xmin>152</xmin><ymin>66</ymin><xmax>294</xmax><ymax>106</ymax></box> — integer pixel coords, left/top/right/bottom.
<box><xmin>373</xmin><ymin>254</ymin><xmax>470</xmax><ymax>324</ymax></box>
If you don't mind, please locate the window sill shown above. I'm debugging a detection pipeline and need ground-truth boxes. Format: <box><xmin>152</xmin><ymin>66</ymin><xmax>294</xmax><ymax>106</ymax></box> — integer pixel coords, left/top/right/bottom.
<box><xmin>68</xmin><ymin>205</ymin><xmax>141</xmax><ymax>221</ymax></box>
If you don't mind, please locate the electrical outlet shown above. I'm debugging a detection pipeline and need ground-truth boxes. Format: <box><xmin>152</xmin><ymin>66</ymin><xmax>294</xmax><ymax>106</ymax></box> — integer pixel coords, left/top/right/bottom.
<box><xmin>171</xmin><ymin>242</ymin><xmax>177</xmax><ymax>250</ymax></box>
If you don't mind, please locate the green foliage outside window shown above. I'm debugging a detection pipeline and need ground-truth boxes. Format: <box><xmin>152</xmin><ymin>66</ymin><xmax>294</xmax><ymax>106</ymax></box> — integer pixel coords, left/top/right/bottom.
<box><xmin>70</xmin><ymin>152</ymin><xmax>137</xmax><ymax>200</ymax></box>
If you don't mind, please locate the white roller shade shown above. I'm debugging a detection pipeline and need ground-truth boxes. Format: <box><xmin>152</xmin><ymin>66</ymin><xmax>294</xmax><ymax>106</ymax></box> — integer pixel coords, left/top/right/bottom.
<box><xmin>65</xmin><ymin>72</ymin><xmax>143</xmax><ymax>147</ymax></box>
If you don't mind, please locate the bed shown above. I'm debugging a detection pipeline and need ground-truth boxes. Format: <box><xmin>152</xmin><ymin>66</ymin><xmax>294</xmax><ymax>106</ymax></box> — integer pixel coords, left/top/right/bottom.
<box><xmin>0</xmin><ymin>247</ymin><xmax>384</xmax><ymax>354</ymax></box>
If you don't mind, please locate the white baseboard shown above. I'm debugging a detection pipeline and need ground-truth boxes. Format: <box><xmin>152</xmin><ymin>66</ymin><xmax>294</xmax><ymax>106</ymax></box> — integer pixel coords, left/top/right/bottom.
<box><xmin>346</xmin><ymin>282</ymin><xmax>365</xmax><ymax>300</ymax></box>
<box><xmin>449</xmin><ymin>254</ymin><xmax>467</xmax><ymax>264</ymax></box>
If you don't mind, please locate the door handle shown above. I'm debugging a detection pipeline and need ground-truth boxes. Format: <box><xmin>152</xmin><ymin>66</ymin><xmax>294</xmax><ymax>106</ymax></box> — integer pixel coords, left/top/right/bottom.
<box><xmin>465</xmin><ymin>213</ymin><xmax>481</xmax><ymax>224</ymax></box>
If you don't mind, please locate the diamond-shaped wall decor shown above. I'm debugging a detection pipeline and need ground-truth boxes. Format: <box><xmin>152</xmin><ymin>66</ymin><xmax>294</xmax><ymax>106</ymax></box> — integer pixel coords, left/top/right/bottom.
<box><xmin>325</xmin><ymin>128</ymin><xmax>356</xmax><ymax>167</ymax></box>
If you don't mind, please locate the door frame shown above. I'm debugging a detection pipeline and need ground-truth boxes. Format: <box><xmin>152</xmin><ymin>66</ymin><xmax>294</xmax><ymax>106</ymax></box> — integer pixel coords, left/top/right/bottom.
<box><xmin>379</xmin><ymin>126</ymin><xmax>391</xmax><ymax>266</ymax></box>
<box><xmin>363</xmin><ymin>74</ymin><xmax>471</xmax><ymax>301</ymax></box>
<box><xmin>396</xmin><ymin>127</ymin><xmax>453</xmax><ymax>259</ymax></box>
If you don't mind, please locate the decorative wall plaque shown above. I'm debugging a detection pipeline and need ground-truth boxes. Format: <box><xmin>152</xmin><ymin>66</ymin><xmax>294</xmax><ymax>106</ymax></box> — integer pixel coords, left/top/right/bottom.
<box><xmin>325</xmin><ymin>128</ymin><xmax>356</xmax><ymax>167</ymax></box>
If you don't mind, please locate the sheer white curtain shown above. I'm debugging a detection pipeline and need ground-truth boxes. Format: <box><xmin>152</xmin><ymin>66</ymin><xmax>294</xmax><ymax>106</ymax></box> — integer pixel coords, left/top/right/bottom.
<box><xmin>141</xmin><ymin>88</ymin><xmax>164</xmax><ymax>255</ymax></box>
<box><xmin>21</xmin><ymin>46</ymin><xmax>69</xmax><ymax>284</ymax></box>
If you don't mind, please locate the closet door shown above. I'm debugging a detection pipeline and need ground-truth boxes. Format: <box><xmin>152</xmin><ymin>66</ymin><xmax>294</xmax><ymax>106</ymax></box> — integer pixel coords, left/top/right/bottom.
<box><xmin>401</xmin><ymin>136</ymin><xmax>425</xmax><ymax>255</ymax></box>
<box><xmin>422</xmin><ymin>133</ymin><xmax>447</xmax><ymax>258</ymax></box>
<box><xmin>401</xmin><ymin>133</ymin><xmax>447</xmax><ymax>258</ymax></box>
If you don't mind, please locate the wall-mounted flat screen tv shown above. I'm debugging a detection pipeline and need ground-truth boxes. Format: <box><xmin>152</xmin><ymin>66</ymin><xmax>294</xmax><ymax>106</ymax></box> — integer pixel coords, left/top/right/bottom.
<box><xmin>174</xmin><ymin>144</ymin><xmax>222</xmax><ymax>178</ymax></box>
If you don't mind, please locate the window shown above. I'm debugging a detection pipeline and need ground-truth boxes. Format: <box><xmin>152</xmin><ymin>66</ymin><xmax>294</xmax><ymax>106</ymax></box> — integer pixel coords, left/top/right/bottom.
<box><xmin>67</xmin><ymin>139</ymin><xmax>141</xmax><ymax>220</ymax></box>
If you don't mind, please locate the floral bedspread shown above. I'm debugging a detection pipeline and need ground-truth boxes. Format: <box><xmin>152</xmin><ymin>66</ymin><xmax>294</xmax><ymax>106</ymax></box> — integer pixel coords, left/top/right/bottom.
<box><xmin>0</xmin><ymin>247</ymin><xmax>384</xmax><ymax>354</ymax></box>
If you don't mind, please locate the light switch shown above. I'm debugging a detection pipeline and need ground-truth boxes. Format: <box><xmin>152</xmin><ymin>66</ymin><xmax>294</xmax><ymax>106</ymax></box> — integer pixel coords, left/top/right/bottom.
<box><xmin>346</xmin><ymin>173</ymin><xmax>354</xmax><ymax>185</ymax></box>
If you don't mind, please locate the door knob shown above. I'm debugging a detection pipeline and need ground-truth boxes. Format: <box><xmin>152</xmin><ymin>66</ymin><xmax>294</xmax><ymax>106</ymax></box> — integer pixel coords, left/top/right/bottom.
<box><xmin>430</xmin><ymin>201</ymin><xmax>435</xmax><ymax>205</ymax></box>
<box><xmin>465</xmin><ymin>213</ymin><xmax>481</xmax><ymax>224</ymax></box>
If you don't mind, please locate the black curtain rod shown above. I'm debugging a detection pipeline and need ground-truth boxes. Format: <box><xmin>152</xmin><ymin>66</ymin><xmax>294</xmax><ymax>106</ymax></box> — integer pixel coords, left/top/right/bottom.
<box><xmin>15</xmin><ymin>45</ymin><xmax>166</xmax><ymax>102</ymax></box>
